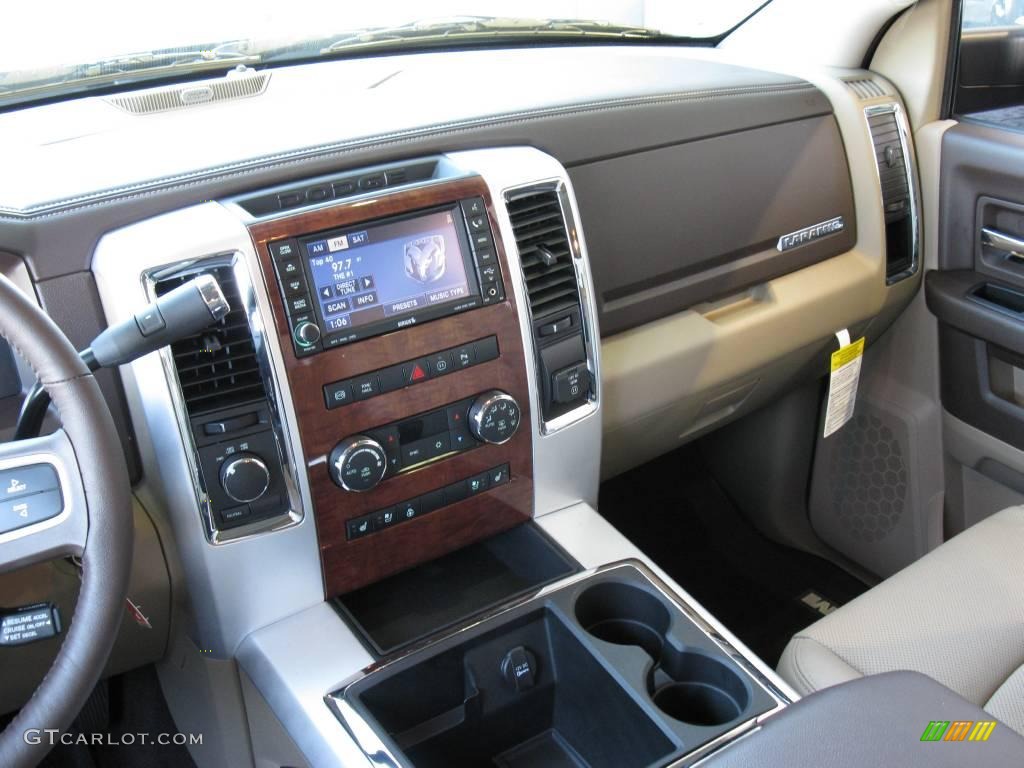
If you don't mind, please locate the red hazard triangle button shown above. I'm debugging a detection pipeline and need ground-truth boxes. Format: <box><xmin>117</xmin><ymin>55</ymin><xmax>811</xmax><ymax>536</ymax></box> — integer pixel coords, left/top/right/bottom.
<box><xmin>403</xmin><ymin>359</ymin><xmax>429</xmax><ymax>384</ymax></box>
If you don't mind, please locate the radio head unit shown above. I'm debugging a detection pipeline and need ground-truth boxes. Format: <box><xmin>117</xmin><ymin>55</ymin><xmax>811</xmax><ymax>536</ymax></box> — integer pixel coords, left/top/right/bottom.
<box><xmin>269</xmin><ymin>197</ymin><xmax>505</xmax><ymax>356</ymax></box>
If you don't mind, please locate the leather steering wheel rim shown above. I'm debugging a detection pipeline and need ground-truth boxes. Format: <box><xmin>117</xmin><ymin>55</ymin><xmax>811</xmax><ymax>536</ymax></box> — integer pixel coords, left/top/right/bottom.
<box><xmin>0</xmin><ymin>274</ymin><xmax>133</xmax><ymax>767</ymax></box>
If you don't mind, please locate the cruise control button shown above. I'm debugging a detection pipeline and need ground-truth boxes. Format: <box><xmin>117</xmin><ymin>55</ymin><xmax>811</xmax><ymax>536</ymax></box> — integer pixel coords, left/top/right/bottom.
<box><xmin>0</xmin><ymin>465</ymin><xmax>59</xmax><ymax>502</ymax></box>
<box><xmin>324</xmin><ymin>381</ymin><xmax>353</xmax><ymax>409</ymax></box>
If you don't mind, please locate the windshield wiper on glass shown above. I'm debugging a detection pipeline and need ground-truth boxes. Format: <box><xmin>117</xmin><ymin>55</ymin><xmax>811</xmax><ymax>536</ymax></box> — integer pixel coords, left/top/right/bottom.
<box><xmin>318</xmin><ymin>16</ymin><xmax>677</xmax><ymax>55</ymax></box>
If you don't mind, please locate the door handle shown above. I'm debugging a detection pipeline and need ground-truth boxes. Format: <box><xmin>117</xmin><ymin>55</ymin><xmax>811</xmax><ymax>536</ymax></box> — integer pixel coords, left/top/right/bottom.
<box><xmin>981</xmin><ymin>227</ymin><xmax>1024</xmax><ymax>261</ymax></box>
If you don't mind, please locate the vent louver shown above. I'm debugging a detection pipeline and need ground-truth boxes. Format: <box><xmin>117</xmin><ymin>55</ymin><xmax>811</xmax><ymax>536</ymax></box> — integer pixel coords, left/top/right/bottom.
<box><xmin>844</xmin><ymin>77</ymin><xmax>887</xmax><ymax>100</ymax></box>
<box><xmin>155</xmin><ymin>265</ymin><xmax>267</xmax><ymax>416</ymax></box>
<box><xmin>506</xmin><ymin>190</ymin><xmax>580</xmax><ymax>319</ymax></box>
<box><xmin>866</xmin><ymin>106</ymin><xmax>916</xmax><ymax>281</ymax></box>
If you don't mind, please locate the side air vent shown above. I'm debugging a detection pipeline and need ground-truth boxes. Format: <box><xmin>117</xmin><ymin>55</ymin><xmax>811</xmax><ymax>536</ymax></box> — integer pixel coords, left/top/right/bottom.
<box><xmin>843</xmin><ymin>77</ymin><xmax>888</xmax><ymax>100</ymax></box>
<box><xmin>507</xmin><ymin>190</ymin><xmax>581</xmax><ymax>320</ymax></box>
<box><xmin>106</xmin><ymin>68</ymin><xmax>269</xmax><ymax>115</ymax></box>
<box><xmin>505</xmin><ymin>183</ymin><xmax>594</xmax><ymax>427</ymax></box>
<box><xmin>866</xmin><ymin>104</ymin><xmax>918</xmax><ymax>282</ymax></box>
<box><xmin>154</xmin><ymin>265</ymin><xmax>267</xmax><ymax>416</ymax></box>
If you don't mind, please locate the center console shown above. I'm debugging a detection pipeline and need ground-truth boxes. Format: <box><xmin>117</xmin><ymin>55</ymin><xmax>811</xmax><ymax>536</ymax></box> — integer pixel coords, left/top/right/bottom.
<box><xmin>248</xmin><ymin>174</ymin><xmax>544</xmax><ymax>595</ymax></box>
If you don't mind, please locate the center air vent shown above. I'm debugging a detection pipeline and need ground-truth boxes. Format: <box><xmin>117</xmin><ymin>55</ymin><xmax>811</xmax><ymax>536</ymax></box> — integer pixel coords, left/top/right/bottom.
<box><xmin>865</xmin><ymin>104</ymin><xmax>918</xmax><ymax>282</ymax></box>
<box><xmin>507</xmin><ymin>190</ymin><xmax>581</xmax><ymax>320</ymax></box>
<box><xmin>505</xmin><ymin>183</ymin><xmax>594</xmax><ymax>427</ymax></box>
<box><xmin>155</xmin><ymin>264</ymin><xmax>267</xmax><ymax>416</ymax></box>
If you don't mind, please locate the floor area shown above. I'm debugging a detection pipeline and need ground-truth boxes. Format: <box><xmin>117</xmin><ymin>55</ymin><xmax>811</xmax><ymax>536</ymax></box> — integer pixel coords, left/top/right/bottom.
<box><xmin>599</xmin><ymin>446</ymin><xmax>869</xmax><ymax>667</ymax></box>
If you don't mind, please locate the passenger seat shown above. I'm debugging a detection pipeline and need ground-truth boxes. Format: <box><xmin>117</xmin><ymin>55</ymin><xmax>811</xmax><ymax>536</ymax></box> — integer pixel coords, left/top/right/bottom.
<box><xmin>778</xmin><ymin>507</ymin><xmax>1024</xmax><ymax>735</ymax></box>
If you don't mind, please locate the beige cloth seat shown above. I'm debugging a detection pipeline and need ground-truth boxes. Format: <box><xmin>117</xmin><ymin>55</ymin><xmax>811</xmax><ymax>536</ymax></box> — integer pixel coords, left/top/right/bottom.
<box><xmin>778</xmin><ymin>506</ymin><xmax>1024</xmax><ymax>735</ymax></box>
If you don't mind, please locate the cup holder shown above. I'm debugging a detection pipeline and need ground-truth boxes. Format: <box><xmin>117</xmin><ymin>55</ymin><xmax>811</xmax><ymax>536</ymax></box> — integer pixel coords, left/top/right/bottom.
<box><xmin>575</xmin><ymin>581</ymin><xmax>750</xmax><ymax>728</ymax></box>
<box><xmin>650</xmin><ymin>652</ymin><xmax>749</xmax><ymax>726</ymax></box>
<box><xmin>574</xmin><ymin>582</ymin><xmax>671</xmax><ymax>660</ymax></box>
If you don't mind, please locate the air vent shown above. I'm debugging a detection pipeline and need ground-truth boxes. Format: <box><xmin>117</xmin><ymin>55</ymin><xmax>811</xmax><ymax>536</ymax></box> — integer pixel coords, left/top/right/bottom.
<box><xmin>106</xmin><ymin>69</ymin><xmax>270</xmax><ymax>115</ymax></box>
<box><xmin>506</xmin><ymin>190</ymin><xmax>581</xmax><ymax>320</ymax></box>
<box><xmin>844</xmin><ymin>77</ymin><xmax>888</xmax><ymax>100</ymax></box>
<box><xmin>155</xmin><ymin>265</ymin><xmax>267</xmax><ymax>416</ymax></box>
<box><xmin>866</xmin><ymin>105</ymin><xmax>917</xmax><ymax>282</ymax></box>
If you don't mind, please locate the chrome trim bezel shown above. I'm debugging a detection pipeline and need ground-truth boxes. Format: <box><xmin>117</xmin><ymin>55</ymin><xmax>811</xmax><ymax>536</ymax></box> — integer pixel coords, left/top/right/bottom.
<box><xmin>864</xmin><ymin>101</ymin><xmax>921</xmax><ymax>286</ymax></box>
<box><xmin>502</xmin><ymin>179</ymin><xmax>600</xmax><ymax>436</ymax></box>
<box><xmin>143</xmin><ymin>251</ymin><xmax>305</xmax><ymax>544</ymax></box>
<box><xmin>325</xmin><ymin>559</ymin><xmax>790</xmax><ymax>768</ymax></box>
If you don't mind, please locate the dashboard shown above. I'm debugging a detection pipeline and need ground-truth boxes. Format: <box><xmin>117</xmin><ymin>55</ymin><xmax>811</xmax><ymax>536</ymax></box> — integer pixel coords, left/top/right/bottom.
<box><xmin>0</xmin><ymin>45</ymin><xmax>922</xmax><ymax>750</ymax></box>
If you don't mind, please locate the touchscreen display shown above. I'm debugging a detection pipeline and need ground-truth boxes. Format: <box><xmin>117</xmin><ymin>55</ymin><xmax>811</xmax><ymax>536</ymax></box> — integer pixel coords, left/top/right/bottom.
<box><xmin>302</xmin><ymin>208</ymin><xmax>477</xmax><ymax>341</ymax></box>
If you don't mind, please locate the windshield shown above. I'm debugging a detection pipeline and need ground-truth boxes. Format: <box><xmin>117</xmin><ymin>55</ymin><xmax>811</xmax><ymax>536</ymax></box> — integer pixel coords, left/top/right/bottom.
<box><xmin>1</xmin><ymin>1</ymin><xmax>766</xmax><ymax>107</ymax></box>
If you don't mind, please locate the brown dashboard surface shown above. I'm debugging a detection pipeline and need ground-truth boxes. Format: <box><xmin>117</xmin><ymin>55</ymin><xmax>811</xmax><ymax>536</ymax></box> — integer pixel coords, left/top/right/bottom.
<box><xmin>249</xmin><ymin>177</ymin><xmax>534</xmax><ymax>596</ymax></box>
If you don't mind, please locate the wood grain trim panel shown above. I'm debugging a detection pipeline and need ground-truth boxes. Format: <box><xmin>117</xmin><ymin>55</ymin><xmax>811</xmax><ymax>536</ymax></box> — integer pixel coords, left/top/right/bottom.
<box><xmin>248</xmin><ymin>177</ymin><xmax>534</xmax><ymax>595</ymax></box>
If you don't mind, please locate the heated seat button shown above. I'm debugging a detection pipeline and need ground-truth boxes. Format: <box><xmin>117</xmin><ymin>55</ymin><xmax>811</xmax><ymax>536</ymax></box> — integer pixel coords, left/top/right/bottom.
<box><xmin>346</xmin><ymin>515</ymin><xmax>374</xmax><ymax>540</ymax></box>
<box><xmin>374</xmin><ymin>507</ymin><xmax>399</xmax><ymax>530</ymax></box>
<box><xmin>489</xmin><ymin>464</ymin><xmax>511</xmax><ymax>487</ymax></box>
<box><xmin>467</xmin><ymin>473</ymin><xmax>490</xmax><ymax>495</ymax></box>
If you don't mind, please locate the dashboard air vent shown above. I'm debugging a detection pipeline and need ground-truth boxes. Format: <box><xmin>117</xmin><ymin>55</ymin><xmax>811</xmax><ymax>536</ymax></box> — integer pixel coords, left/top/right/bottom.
<box><xmin>106</xmin><ymin>69</ymin><xmax>270</xmax><ymax>115</ymax></box>
<box><xmin>844</xmin><ymin>77</ymin><xmax>887</xmax><ymax>100</ymax></box>
<box><xmin>506</xmin><ymin>190</ymin><xmax>580</xmax><ymax>320</ymax></box>
<box><xmin>866</xmin><ymin>105</ymin><xmax>917</xmax><ymax>282</ymax></box>
<box><xmin>154</xmin><ymin>265</ymin><xmax>267</xmax><ymax>416</ymax></box>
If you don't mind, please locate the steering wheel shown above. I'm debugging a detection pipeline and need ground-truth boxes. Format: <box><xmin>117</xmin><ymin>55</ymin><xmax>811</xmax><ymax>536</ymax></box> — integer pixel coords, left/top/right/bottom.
<box><xmin>0</xmin><ymin>274</ymin><xmax>133</xmax><ymax>767</ymax></box>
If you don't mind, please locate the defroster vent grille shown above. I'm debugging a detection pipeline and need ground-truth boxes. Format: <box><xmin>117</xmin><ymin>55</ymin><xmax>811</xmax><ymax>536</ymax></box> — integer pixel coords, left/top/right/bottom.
<box><xmin>155</xmin><ymin>265</ymin><xmax>267</xmax><ymax>416</ymax></box>
<box><xmin>506</xmin><ymin>190</ymin><xmax>580</xmax><ymax>319</ymax></box>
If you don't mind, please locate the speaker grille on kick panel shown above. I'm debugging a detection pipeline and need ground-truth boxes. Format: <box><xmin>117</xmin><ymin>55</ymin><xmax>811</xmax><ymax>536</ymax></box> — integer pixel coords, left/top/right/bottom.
<box><xmin>828</xmin><ymin>411</ymin><xmax>907</xmax><ymax>543</ymax></box>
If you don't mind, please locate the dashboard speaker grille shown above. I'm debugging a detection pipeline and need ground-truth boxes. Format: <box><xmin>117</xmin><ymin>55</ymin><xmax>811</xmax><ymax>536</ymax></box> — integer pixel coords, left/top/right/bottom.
<box><xmin>506</xmin><ymin>190</ymin><xmax>580</xmax><ymax>319</ymax></box>
<box><xmin>843</xmin><ymin>77</ymin><xmax>887</xmax><ymax>100</ymax></box>
<box><xmin>106</xmin><ymin>70</ymin><xmax>270</xmax><ymax>115</ymax></box>
<box><xmin>154</xmin><ymin>264</ymin><xmax>267</xmax><ymax>416</ymax></box>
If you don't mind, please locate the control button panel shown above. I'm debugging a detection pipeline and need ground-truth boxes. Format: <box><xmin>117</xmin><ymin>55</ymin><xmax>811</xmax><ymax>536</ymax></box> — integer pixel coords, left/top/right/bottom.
<box><xmin>194</xmin><ymin>404</ymin><xmax>288</xmax><ymax>531</ymax></box>
<box><xmin>323</xmin><ymin>335</ymin><xmax>500</xmax><ymax>410</ymax></box>
<box><xmin>346</xmin><ymin>463</ymin><xmax>510</xmax><ymax>540</ymax></box>
<box><xmin>328</xmin><ymin>391</ymin><xmax>520</xmax><ymax>491</ymax></box>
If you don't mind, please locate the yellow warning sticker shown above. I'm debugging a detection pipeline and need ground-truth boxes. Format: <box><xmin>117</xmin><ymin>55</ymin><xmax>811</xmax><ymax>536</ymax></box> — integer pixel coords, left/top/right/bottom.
<box><xmin>830</xmin><ymin>337</ymin><xmax>865</xmax><ymax>372</ymax></box>
<box><xmin>824</xmin><ymin>335</ymin><xmax>866</xmax><ymax>438</ymax></box>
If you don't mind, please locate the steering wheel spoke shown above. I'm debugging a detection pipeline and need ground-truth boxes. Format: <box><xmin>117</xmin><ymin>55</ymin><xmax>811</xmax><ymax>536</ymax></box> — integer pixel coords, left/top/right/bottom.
<box><xmin>0</xmin><ymin>429</ymin><xmax>87</xmax><ymax>573</ymax></box>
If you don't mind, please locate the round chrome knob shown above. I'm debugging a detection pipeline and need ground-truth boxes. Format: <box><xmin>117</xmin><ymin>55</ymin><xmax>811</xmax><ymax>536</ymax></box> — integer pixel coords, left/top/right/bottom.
<box><xmin>220</xmin><ymin>454</ymin><xmax>270</xmax><ymax>503</ymax></box>
<box><xmin>329</xmin><ymin>436</ymin><xmax>388</xmax><ymax>492</ymax></box>
<box><xmin>469</xmin><ymin>391</ymin><xmax>522</xmax><ymax>445</ymax></box>
<box><xmin>293</xmin><ymin>320</ymin><xmax>321</xmax><ymax>348</ymax></box>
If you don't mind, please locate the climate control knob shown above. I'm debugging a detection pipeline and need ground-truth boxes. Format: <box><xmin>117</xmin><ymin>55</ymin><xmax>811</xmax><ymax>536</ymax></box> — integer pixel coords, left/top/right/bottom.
<box><xmin>469</xmin><ymin>391</ymin><xmax>522</xmax><ymax>445</ymax></box>
<box><xmin>329</xmin><ymin>436</ymin><xmax>388</xmax><ymax>492</ymax></box>
<box><xmin>220</xmin><ymin>453</ymin><xmax>270</xmax><ymax>503</ymax></box>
